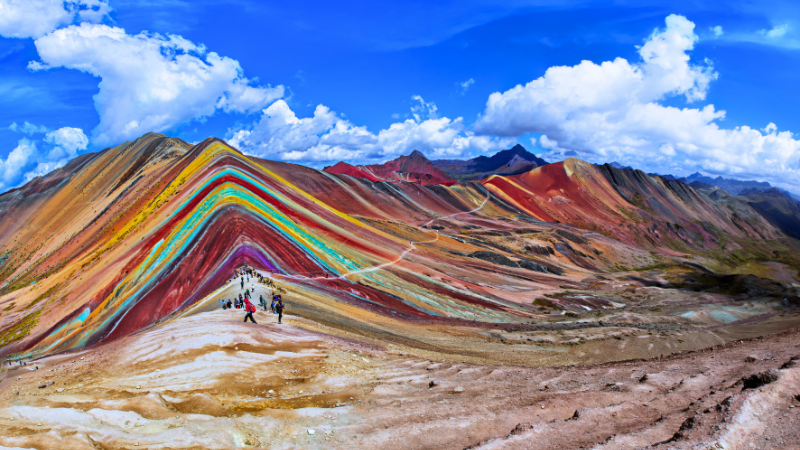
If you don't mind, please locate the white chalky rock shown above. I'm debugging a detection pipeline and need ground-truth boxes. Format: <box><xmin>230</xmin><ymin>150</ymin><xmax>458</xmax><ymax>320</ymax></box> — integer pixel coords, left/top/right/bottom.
<box><xmin>308</xmin><ymin>429</ymin><xmax>316</xmax><ymax>435</ymax></box>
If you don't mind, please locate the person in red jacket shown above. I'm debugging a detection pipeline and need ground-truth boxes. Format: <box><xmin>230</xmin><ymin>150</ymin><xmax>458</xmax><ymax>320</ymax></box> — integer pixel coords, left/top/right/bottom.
<box><xmin>243</xmin><ymin>300</ymin><xmax>257</xmax><ymax>324</ymax></box>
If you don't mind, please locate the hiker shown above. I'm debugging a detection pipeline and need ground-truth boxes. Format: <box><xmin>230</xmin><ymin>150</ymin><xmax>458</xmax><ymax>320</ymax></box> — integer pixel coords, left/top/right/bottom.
<box><xmin>275</xmin><ymin>298</ymin><xmax>284</xmax><ymax>324</ymax></box>
<box><xmin>244</xmin><ymin>288</ymin><xmax>250</xmax><ymax>299</ymax></box>
<box><xmin>243</xmin><ymin>300</ymin><xmax>257</xmax><ymax>324</ymax></box>
<box><xmin>226</xmin><ymin>299</ymin><xmax>232</xmax><ymax>309</ymax></box>
<box><xmin>220</xmin><ymin>299</ymin><xmax>226</xmax><ymax>310</ymax></box>
<box><xmin>270</xmin><ymin>294</ymin><xmax>278</xmax><ymax>314</ymax></box>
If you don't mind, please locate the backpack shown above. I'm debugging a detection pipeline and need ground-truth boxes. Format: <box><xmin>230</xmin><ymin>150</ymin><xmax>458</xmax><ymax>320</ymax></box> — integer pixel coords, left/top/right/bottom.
<box><xmin>246</xmin><ymin>302</ymin><xmax>256</xmax><ymax>313</ymax></box>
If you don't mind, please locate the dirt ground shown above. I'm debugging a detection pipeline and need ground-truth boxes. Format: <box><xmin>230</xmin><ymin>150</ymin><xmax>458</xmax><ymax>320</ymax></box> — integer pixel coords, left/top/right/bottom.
<box><xmin>1</xmin><ymin>302</ymin><xmax>799</xmax><ymax>449</ymax></box>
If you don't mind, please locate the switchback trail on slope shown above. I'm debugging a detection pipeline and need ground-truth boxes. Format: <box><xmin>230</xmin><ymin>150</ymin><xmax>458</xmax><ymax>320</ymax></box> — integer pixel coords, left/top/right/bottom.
<box><xmin>264</xmin><ymin>193</ymin><xmax>491</xmax><ymax>282</ymax></box>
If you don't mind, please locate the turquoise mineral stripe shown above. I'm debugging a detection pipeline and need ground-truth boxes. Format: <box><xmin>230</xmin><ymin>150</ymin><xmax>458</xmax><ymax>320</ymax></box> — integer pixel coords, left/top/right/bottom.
<box><xmin>81</xmin><ymin>182</ymin><xmax>367</xmax><ymax>340</ymax></box>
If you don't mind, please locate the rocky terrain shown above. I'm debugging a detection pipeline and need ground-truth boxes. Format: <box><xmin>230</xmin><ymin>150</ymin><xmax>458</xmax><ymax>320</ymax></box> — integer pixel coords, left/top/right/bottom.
<box><xmin>1</xmin><ymin>299</ymin><xmax>799</xmax><ymax>449</ymax></box>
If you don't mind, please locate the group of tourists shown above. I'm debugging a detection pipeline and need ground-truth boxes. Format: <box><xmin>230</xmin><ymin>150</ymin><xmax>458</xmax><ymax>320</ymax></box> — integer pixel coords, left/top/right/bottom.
<box><xmin>219</xmin><ymin>263</ymin><xmax>285</xmax><ymax>324</ymax></box>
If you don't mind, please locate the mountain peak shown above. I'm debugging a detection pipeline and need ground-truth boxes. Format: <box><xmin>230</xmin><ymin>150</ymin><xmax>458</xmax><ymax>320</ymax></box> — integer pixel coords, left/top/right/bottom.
<box><xmin>325</xmin><ymin>150</ymin><xmax>455</xmax><ymax>185</ymax></box>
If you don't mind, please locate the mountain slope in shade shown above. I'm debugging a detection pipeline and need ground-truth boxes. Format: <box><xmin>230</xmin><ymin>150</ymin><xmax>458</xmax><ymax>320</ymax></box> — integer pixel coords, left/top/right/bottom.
<box><xmin>739</xmin><ymin>187</ymin><xmax>800</xmax><ymax>240</ymax></box>
<box><xmin>433</xmin><ymin>144</ymin><xmax>548</xmax><ymax>181</ymax></box>
<box><xmin>324</xmin><ymin>150</ymin><xmax>456</xmax><ymax>185</ymax></box>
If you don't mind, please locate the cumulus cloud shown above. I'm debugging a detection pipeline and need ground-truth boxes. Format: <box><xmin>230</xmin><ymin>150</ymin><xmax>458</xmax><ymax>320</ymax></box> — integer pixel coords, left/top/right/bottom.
<box><xmin>44</xmin><ymin>126</ymin><xmax>89</xmax><ymax>160</ymax></box>
<box><xmin>0</xmin><ymin>139</ymin><xmax>36</xmax><ymax>189</ymax></box>
<box><xmin>0</xmin><ymin>0</ymin><xmax>111</xmax><ymax>39</ymax></box>
<box><xmin>0</xmin><ymin>127</ymin><xmax>91</xmax><ymax>190</ymax></box>
<box><xmin>30</xmin><ymin>23</ymin><xmax>284</xmax><ymax>146</ymax></box>
<box><xmin>23</xmin><ymin>160</ymin><xmax>68</xmax><ymax>183</ymax></box>
<box><xmin>710</xmin><ymin>25</ymin><xmax>723</xmax><ymax>38</ymax></box>
<box><xmin>9</xmin><ymin>121</ymin><xmax>49</xmax><ymax>135</ymax></box>
<box><xmin>228</xmin><ymin>97</ymin><xmax>514</xmax><ymax>163</ymax></box>
<box><xmin>473</xmin><ymin>14</ymin><xmax>800</xmax><ymax>189</ymax></box>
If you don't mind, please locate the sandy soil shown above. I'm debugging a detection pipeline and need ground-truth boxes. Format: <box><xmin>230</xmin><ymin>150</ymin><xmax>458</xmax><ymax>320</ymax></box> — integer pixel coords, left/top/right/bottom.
<box><xmin>1</xmin><ymin>302</ymin><xmax>799</xmax><ymax>449</ymax></box>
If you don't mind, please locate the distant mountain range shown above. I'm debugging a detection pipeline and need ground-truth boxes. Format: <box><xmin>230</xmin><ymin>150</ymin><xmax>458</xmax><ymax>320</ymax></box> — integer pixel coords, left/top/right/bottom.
<box><xmin>646</xmin><ymin>171</ymin><xmax>800</xmax><ymax>203</ymax></box>
<box><xmin>324</xmin><ymin>144</ymin><xmax>549</xmax><ymax>185</ymax></box>
<box><xmin>324</xmin><ymin>148</ymin><xmax>800</xmax><ymax>218</ymax></box>
<box><xmin>681</xmin><ymin>173</ymin><xmax>772</xmax><ymax>194</ymax></box>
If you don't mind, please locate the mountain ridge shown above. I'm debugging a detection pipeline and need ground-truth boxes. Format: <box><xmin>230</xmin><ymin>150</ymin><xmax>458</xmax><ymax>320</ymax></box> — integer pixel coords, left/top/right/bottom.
<box><xmin>1</xmin><ymin>133</ymin><xmax>800</xmax><ymax>362</ymax></box>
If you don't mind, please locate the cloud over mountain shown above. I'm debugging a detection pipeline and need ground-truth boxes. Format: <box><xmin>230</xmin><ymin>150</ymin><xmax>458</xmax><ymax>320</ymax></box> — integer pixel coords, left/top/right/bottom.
<box><xmin>474</xmin><ymin>14</ymin><xmax>800</xmax><ymax>191</ymax></box>
<box><xmin>30</xmin><ymin>23</ymin><xmax>284</xmax><ymax>146</ymax></box>
<box><xmin>228</xmin><ymin>97</ymin><xmax>514</xmax><ymax>163</ymax></box>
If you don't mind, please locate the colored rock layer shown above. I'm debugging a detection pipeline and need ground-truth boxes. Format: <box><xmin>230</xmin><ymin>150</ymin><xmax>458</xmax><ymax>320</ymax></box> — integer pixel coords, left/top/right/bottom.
<box><xmin>324</xmin><ymin>150</ymin><xmax>456</xmax><ymax>186</ymax></box>
<box><xmin>0</xmin><ymin>133</ymin><xmax>797</xmax><ymax>361</ymax></box>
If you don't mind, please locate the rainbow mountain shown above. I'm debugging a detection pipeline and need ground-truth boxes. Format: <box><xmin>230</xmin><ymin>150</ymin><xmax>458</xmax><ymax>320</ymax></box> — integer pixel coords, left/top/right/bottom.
<box><xmin>0</xmin><ymin>133</ymin><xmax>798</xmax><ymax>360</ymax></box>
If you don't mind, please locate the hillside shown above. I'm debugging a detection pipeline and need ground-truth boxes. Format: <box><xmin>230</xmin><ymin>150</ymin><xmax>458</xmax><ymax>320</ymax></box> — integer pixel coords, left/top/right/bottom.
<box><xmin>324</xmin><ymin>150</ymin><xmax>456</xmax><ymax>185</ymax></box>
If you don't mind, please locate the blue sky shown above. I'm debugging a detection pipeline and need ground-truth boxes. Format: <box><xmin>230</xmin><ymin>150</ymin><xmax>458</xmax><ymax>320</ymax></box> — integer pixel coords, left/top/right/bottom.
<box><xmin>1</xmin><ymin>0</ymin><xmax>800</xmax><ymax>193</ymax></box>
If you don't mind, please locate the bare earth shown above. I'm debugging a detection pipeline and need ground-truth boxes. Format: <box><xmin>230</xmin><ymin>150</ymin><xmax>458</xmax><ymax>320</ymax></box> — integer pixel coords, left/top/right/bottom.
<box><xmin>1</xmin><ymin>300</ymin><xmax>799</xmax><ymax>449</ymax></box>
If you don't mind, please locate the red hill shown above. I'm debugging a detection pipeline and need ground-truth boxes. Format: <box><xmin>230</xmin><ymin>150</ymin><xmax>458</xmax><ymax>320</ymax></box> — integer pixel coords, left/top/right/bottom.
<box><xmin>325</xmin><ymin>150</ymin><xmax>456</xmax><ymax>186</ymax></box>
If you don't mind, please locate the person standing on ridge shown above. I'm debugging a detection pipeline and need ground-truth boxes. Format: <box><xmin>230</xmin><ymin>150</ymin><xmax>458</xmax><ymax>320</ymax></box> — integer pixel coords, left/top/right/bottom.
<box><xmin>244</xmin><ymin>299</ymin><xmax>257</xmax><ymax>324</ymax></box>
<box><xmin>275</xmin><ymin>298</ymin><xmax>284</xmax><ymax>324</ymax></box>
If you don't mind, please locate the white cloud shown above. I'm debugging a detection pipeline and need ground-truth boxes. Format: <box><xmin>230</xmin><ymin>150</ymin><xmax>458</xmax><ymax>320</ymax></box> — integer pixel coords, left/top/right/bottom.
<box><xmin>23</xmin><ymin>160</ymin><xmax>67</xmax><ymax>183</ymax></box>
<box><xmin>473</xmin><ymin>14</ymin><xmax>800</xmax><ymax>190</ymax></box>
<box><xmin>9</xmin><ymin>121</ymin><xmax>49</xmax><ymax>135</ymax></box>
<box><xmin>710</xmin><ymin>25</ymin><xmax>723</xmax><ymax>38</ymax></box>
<box><xmin>228</xmin><ymin>98</ymin><xmax>514</xmax><ymax>163</ymax></box>
<box><xmin>30</xmin><ymin>23</ymin><xmax>284</xmax><ymax>146</ymax></box>
<box><xmin>0</xmin><ymin>139</ymin><xmax>36</xmax><ymax>188</ymax></box>
<box><xmin>44</xmin><ymin>126</ymin><xmax>89</xmax><ymax>159</ymax></box>
<box><xmin>0</xmin><ymin>0</ymin><xmax>111</xmax><ymax>39</ymax></box>
<box><xmin>0</xmin><ymin>127</ymin><xmax>91</xmax><ymax>190</ymax></box>
<box><xmin>459</xmin><ymin>78</ymin><xmax>475</xmax><ymax>95</ymax></box>
<box><xmin>763</xmin><ymin>24</ymin><xmax>789</xmax><ymax>39</ymax></box>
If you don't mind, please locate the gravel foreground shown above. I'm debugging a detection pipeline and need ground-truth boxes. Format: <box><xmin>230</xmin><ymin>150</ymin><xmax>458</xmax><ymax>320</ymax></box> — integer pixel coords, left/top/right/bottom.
<box><xmin>1</xmin><ymin>307</ymin><xmax>799</xmax><ymax>450</ymax></box>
